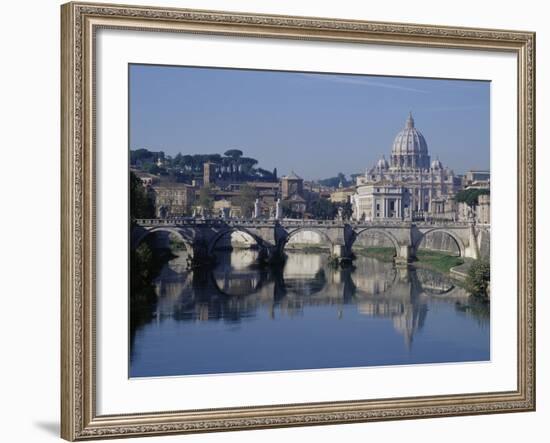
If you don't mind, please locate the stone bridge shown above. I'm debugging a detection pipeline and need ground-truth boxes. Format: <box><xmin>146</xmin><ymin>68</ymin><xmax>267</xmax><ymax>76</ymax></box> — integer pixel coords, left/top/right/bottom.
<box><xmin>132</xmin><ymin>218</ymin><xmax>485</xmax><ymax>267</ymax></box>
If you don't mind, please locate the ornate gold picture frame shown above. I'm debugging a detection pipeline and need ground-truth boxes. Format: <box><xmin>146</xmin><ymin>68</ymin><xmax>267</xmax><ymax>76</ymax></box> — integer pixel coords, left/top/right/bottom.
<box><xmin>61</xmin><ymin>2</ymin><xmax>535</xmax><ymax>440</ymax></box>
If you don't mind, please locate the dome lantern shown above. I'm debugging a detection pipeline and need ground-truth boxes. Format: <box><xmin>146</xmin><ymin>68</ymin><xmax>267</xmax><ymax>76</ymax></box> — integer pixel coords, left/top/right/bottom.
<box><xmin>405</xmin><ymin>111</ymin><xmax>415</xmax><ymax>129</ymax></box>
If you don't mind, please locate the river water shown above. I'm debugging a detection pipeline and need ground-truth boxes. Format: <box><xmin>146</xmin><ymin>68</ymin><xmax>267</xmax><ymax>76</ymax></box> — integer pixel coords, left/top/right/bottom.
<box><xmin>130</xmin><ymin>250</ymin><xmax>490</xmax><ymax>377</ymax></box>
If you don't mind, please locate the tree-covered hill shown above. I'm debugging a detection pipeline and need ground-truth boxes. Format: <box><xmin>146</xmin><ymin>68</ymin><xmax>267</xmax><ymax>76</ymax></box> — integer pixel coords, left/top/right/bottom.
<box><xmin>130</xmin><ymin>148</ymin><xmax>277</xmax><ymax>183</ymax></box>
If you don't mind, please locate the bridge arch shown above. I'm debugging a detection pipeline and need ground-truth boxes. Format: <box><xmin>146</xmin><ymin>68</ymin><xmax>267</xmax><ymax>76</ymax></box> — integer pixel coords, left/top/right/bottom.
<box><xmin>414</xmin><ymin>268</ymin><xmax>456</xmax><ymax>295</ymax></box>
<box><xmin>351</xmin><ymin>228</ymin><xmax>400</xmax><ymax>257</ymax></box>
<box><xmin>133</xmin><ymin>227</ymin><xmax>194</xmax><ymax>255</ymax></box>
<box><xmin>414</xmin><ymin>228</ymin><xmax>465</xmax><ymax>257</ymax></box>
<box><xmin>207</xmin><ymin>228</ymin><xmax>263</xmax><ymax>255</ymax></box>
<box><xmin>281</xmin><ymin>227</ymin><xmax>334</xmax><ymax>252</ymax></box>
<box><xmin>210</xmin><ymin>267</ymin><xmax>264</xmax><ymax>297</ymax></box>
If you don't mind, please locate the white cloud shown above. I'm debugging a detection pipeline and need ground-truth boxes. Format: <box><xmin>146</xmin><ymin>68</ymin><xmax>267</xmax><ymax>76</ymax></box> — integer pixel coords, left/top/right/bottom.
<box><xmin>298</xmin><ymin>73</ymin><xmax>429</xmax><ymax>93</ymax></box>
<box><xmin>427</xmin><ymin>105</ymin><xmax>486</xmax><ymax>112</ymax></box>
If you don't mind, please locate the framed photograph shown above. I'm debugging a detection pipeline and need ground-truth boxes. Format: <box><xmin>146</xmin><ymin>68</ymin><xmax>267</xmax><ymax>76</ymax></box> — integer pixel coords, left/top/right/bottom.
<box><xmin>61</xmin><ymin>2</ymin><xmax>536</xmax><ymax>440</ymax></box>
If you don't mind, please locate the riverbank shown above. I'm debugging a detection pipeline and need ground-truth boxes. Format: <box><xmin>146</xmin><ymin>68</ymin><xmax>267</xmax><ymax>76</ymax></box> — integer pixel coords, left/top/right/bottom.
<box><xmin>449</xmin><ymin>260</ymin><xmax>473</xmax><ymax>281</ymax></box>
<box><xmin>353</xmin><ymin>248</ymin><xmax>465</xmax><ymax>273</ymax></box>
<box><xmin>353</xmin><ymin>247</ymin><xmax>395</xmax><ymax>262</ymax></box>
<box><xmin>412</xmin><ymin>250</ymin><xmax>464</xmax><ymax>274</ymax></box>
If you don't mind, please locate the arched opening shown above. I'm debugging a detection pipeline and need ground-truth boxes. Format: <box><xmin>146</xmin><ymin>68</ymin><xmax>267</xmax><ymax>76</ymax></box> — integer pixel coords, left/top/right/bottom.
<box><xmin>416</xmin><ymin>230</ymin><xmax>462</xmax><ymax>257</ymax></box>
<box><xmin>283</xmin><ymin>228</ymin><xmax>332</xmax><ymax>252</ymax></box>
<box><xmin>352</xmin><ymin>229</ymin><xmax>398</xmax><ymax>262</ymax></box>
<box><xmin>209</xmin><ymin>229</ymin><xmax>262</xmax><ymax>274</ymax></box>
<box><xmin>414</xmin><ymin>229</ymin><xmax>465</xmax><ymax>274</ymax></box>
<box><xmin>211</xmin><ymin>265</ymin><xmax>263</xmax><ymax>297</ymax></box>
<box><xmin>135</xmin><ymin>228</ymin><xmax>192</xmax><ymax>254</ymax></box>
<box><xmin>210</xmin><ymin>229</ymin><xmax>259</xmax><ymax>252</ymax></box>
<box><xmin>134</xmin><ymin>228</ymin><xmax>193</xmax><ymax>275</ymax></box>
<box><xmin>282</xmin><ymin>252</ymin><xmax>327</xmax><ymax>296</ymax></box>
<box><xmin>279</xmin><ymin>228</ymin><xmax>332</xmax><ymax>297</ymax></box>
<box><xmin>414</xmin><ymin>268</ymin><xmax>455</xmax><ymax>295</ymax></box>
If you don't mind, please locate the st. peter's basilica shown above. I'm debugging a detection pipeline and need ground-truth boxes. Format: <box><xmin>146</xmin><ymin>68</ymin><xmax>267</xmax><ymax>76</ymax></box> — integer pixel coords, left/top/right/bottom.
<box><xmin>352</xmin><ymin>113</ymin><xmax>461</xmax><ymax>221</ymax></box>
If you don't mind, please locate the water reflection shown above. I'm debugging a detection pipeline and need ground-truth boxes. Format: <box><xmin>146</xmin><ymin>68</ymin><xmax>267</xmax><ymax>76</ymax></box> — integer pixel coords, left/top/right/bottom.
<box><xmin>130</xmin><ymin>250</ymin><xmax>490</xmax><ymax>377</ymax></box>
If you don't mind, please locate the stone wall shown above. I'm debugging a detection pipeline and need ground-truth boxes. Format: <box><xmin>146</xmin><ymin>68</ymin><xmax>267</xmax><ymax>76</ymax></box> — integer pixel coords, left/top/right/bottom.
<box><xmin>152</xmin><ymin>184</ymin><xmax>195</xmax><ymax>217</ymax></box>
<box><xmin>476</xmin><ymin>194</ymin><xmax>491</xmax><ymax>224</ymax></box>
<box><xmin>353</xmin><ymin>231</ymin><xmax>395</xmax><ymax>250</ymax></box>
<box><xmin>417</xmin><ymin>231</ymin><xmax>460</xmax><ymax>256</ymax></box>
<box><xmin>476</xmin><ymin>227</ymin><xmax>491</xmax><ymax>260</ymax></box>
<box><xmin>285</xmin><ymin>230</ymin><xmax>330</xmax><ymax>249</ymax></box>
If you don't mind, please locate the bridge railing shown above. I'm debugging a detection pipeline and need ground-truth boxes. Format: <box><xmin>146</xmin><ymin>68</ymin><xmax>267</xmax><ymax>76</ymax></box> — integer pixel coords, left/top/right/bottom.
<box><xmin>133</xmin><ymin>217</ymin><xmax>473</xmax><ymax>228</ymax></box>
<box><xmin>279</xmin><ymin>219</ymin><xmax>344</xmax><ymax>226</ymax></box>
<box><xmin>414</xmin><ymin>220</ymin><xmax>472</xmax><ymax>227</ymax></box>
<box><xmin>133</xmin><ymin>218</ymin><xmax>205</xmax><ymax>226</ymax></box>
<box><xmin>133</xmin><ymin>218</ymin><xmax>349</xmax><ymax>227</ymax></box>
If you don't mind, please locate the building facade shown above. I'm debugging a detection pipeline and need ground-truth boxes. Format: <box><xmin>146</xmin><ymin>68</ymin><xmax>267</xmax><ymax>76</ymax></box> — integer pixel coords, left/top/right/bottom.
<box><xmin>133</xmin><ymin>171</ymin><xmax>158</xmax><ymax>187</ymax></box>
<box><xmin>476</xmin><ymin>194</ymin><xmax>490</xmax><ymax>224</ymax></box>
<box><xmin>281</xmin><ymin>172</ymin><xmax>307</xmax><ymax>215</ymax></box>
<box><xmin>203</xmin><ymin>161</ymin><xmax>217</xmax><ymax>186</ymax></box>
<box><xmin>353</xmin><ymin>183</ymin><xmax>409</xmax><ymax>220</ymax></box>
<box><xmin>152</xmin><ymin>183</ymin><xmax>195</xmax><ymax>218</ymax></box>
<box><xmin>463</xmin><ymin>170</ymin><xmax>490</xmax><ymax>188</ymax></box>
<box><xmin>329</xmin><ymin>185</ymin><xmax>356</xmax><ymax>204</ymax></box>
<box><xmin>281</xmin><ymin>171</ymin><xmax>304</xmax><ymax>199</ymax></box>
<box><xmin>457</xmin><ymin>193</ymin><xmax>491</xmax><ymax>225</ymax></box>
<box><xmin>352</xmin><ymin>113</ymin><xmax>461</xmax><ymax>221</ymax></box>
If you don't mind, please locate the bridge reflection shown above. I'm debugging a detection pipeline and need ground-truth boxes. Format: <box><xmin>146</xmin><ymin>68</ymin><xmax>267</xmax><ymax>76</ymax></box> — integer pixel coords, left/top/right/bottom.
<box><xmin>136</xmin><ymin>250</ymin><xmax>487</xmax><ymax>349</ymax></box>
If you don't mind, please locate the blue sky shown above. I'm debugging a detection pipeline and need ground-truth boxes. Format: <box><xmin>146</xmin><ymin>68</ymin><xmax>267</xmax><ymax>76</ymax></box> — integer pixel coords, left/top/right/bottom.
<box><xmin>129</xmin><ymin>64</ymin><xmax>490</xmax><ymax>180</ymax></box>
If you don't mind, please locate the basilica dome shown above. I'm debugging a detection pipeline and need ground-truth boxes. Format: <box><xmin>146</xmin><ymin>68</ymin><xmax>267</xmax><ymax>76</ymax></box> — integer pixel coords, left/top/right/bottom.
<box><xmin>390</xmin><ymin>113</ymin><xmax>431</xmax><ymax>169</ymax></box>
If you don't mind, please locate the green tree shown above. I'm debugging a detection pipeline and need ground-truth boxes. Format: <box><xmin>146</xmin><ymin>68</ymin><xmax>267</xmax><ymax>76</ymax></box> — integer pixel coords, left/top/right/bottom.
<box><xmin>223</xmin><ymin>149</ymin><xmax>243</xmax><ymax>178</ymax></box>
<box><xmin>182</xmin><ymin>154</ymin><xmax>194</xmax><ymax>172</ymax></box>
<box><xmin>309</xmin><ymin>198</ymin><xmax>337</xmax><ymax>220</ymax></box>
<box><xmin>239</xmin><ymin>157</ymin><xmax>259</xmax><ymax>177</ymax></box>
<box><xmin>144</xmin><ymin>163</ymin><xmax>161</xmax><ymax>175</ymax></box>
<box><xmin>130</xmin><ymin>148</ymin><xmax>154</xmax><ymax>165</ymax></box>
<box><xmin>340</xmin><ymin>201</ymin><xmax>353</xmax><ymax>219</ymax></box>
<box><xmin>466</xmin><ymin>259</ymin><xmax>491</xmax><ymax>298</ymax></box>
<box><xmin>256</xmin><ymin>167</ymin><xmax>275</xmax><ymax>181</ymax></box>
<box><xmin>281</xmin><ymin>200</ymin><xmax>301</xmax><ymax>219</ymax></box>
<box><xmin>318</xmin><ymin>173</ymin><xmax>349</xmax><ymax>188</ymax></box>
<box><xmin>235</xmin><ymin>184</ymin><xmax>257</xmax><ymax>218</ymax></box>
<box><xmin>455</xmin><ymin>188</ymin><xmax>489</xmax><ymax>207</ymax></box>
<box><xmin>130</xmin><ymin>171</ymin><xmax>154</xmax><ymax>219</ymax></box>
<box><xmin>131</xmin><ymin>242</ymin><xmax>154</xmax><ymax>288</ymax></box>
<box><xmin>224</xmin><ymin>149</ymin><xmax>243</xmax><ymax>159</ymax></box>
